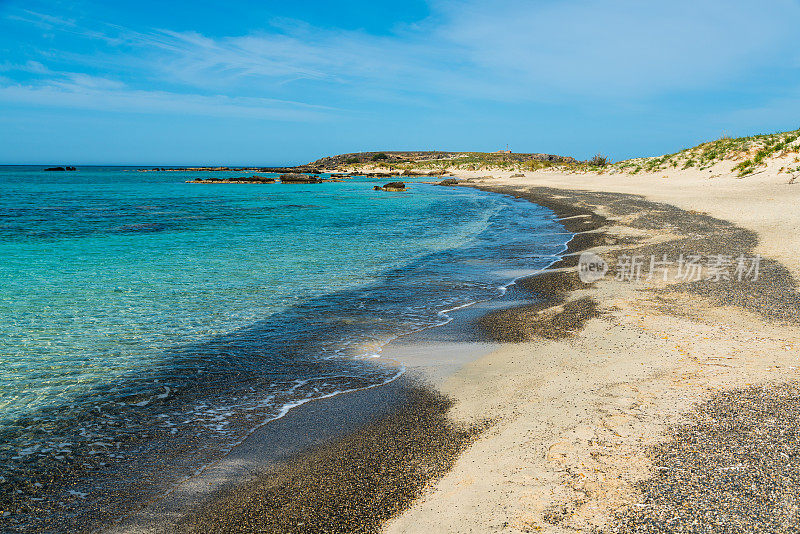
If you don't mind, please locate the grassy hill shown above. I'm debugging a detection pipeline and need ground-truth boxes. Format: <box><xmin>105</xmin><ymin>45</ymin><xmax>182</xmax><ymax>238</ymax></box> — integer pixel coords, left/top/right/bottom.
<box><xmin>611</xmin><ymin>128</ymin><xmax>800</xmax><ymax>177</ymax></box>
<box><xmin>308</xmin><ymin>151</ymin><xmax>577</xmax><ymax>171</ymax></box>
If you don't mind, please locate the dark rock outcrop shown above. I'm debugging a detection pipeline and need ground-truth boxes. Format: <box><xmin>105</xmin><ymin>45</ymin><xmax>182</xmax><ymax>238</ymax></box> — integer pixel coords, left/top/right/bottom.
<box><xmin>261</xmin><ymin>166</ymin><xmax>322</xmax><ymax>174</ymax></box>
<box><xmin>186</xmin><ymin>175</ymin><xmax>277</xmax><ymax>184</ymax></box>
<box><xmin>280</xmin><ymin>173</ymin><xmax>321</xmax><ymax>184</ymax></box>
<box><xmin>436</xmin><ymin>178</ymin><xmax>459</xmax><ymax>186</ymax></box>
<box><xmin>374</xmin><ymin>182</ymin><xmax>407</xmax><ymax>192</ymax></box>
<box><xmin>45</xmin><ymin>166</ymin><xmax>76</xmax><ymax>171</ymax></box>
<box><xmin>246</xmin><ymin>175</ymin><xmax>276</xmax><ymax>183</ymax></box>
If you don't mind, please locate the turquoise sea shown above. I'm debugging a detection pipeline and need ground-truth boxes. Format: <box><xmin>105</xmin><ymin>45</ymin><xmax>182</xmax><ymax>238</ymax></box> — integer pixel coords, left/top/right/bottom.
<box><xmin>0</xmin><ymin>166</ymin><xmax>571</xmax><ymax>530</ymax></box>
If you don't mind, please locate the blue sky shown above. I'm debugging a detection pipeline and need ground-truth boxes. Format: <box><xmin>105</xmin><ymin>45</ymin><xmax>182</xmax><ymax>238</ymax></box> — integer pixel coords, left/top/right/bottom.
<box><xmin>1</xmin><ymin>0</ymin><xmax>799</xmax><ymax>165</ymax></box>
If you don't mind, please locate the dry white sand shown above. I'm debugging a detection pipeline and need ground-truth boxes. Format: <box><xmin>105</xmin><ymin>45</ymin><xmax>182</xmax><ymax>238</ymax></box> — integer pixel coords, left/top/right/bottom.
<box><xmin>385</xmin><ymin>162</ymin><xmax>800</xmax><ymax>532</ymax></box>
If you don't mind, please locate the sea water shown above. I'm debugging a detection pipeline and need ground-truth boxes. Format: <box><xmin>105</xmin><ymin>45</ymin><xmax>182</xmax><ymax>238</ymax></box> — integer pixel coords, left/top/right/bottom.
<box><xmin>0</xmin><ymin>166</ymin><xmax>571</xmax><ymax>530</ymax></box>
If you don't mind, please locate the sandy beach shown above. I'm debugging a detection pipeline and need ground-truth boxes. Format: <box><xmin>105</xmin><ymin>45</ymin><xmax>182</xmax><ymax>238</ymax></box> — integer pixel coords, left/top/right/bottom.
<box><xmin>386</xmin><ymin>160</ymin><xmax>800</xmax><ymax>532</ymax></box>
<box><xmin>7</xmin><ymin>2</ymin><xmax>800</xmax><ymax>531</ymax></box>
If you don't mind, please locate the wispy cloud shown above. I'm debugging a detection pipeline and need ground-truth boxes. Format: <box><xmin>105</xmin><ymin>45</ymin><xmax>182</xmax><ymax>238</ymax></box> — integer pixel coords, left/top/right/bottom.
<box><xmin>0</xmin><ymin>60</ymin><xmax>52</xmax><ymax>74</ymax></box>
<box><xmin>0</xmin><ymin>10</ymin><xmax>348</xmax><ymax>120</ymax></box>
<box><xmin>0</xmin><ymin>69</ymin><xmax>338</xmax><ymax>121</ymax></box>
<box><xmin>4</xmin><ymin>8</ymin><xmax>77</xmax><ymax>30</ymax></box>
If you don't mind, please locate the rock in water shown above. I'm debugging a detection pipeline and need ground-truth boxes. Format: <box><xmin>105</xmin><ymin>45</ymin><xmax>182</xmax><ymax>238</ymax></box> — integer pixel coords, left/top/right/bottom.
<box><xmin>247</xmin><ymin>175</ymin><xmax>276</xmax><ymax>183</ymax></box>
<box><xmin>436</xmin><ymin>178</ymin><xmax>459</xmax><ymax>186</ymax></box>
<box><xmin>375</xmin><ymin>182</ymin><xmax>407</xmax><ymax>192</ymax></box>
<box><xmin>279</xmin><ymin>173</ymin><xmax>320</xmax><ymax>184</ymax></box>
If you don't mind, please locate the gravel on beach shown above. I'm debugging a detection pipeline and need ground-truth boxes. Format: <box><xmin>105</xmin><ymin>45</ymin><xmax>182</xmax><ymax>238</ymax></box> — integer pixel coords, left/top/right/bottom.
<box><xmin>605</xmin><ymin>383</ymin><xmax>800</xmax><ymax>533</ymax></box>
<box><xmin>176</xmin><ymin>384</ymin><xmax>483</xmax><ymax>534</ymax></box>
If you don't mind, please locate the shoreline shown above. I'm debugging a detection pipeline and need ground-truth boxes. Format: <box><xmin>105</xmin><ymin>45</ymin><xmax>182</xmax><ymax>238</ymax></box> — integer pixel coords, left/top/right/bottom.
<box><xmin>100</xmin><ymin>186</ymin><xmax>579</xmax><ymax>533</ymax></box>
<box><xmin>154</xmin><ymin>183</ymin><xmax>683</xmax><ymax>533</ymax></box>
<box><xmin>109</xmin><ymin>380</ymin><xmax>413</xmax><ymax>533</ymax></box>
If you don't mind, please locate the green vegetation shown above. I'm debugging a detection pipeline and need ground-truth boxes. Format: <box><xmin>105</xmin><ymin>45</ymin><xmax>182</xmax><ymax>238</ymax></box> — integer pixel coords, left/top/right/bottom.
<box><xmin>589</xmin><ymin>154</ymin><xmax>610</xmax><ymax>167</ymax></box>
<box><xmin>732</xmin><ymin>130</ymin><xmax>800</xmax><ymax>175</ymax></box>
<box><xmin>391</xmin><ymin>152</ymin><xmax>538</xmax><ymax>171</ymax></box>
<box><xmin>612</xmin><ymin>127</ymin><xmax>800</xmax><ymax>177</ymax></box>
<box><xmin>371</xmin><ymin>152</ymin><xmax>388</xmax><ymax>161</ymax></box>
<box><xmin>354</xmin><ymin>152</ymin><xmax>582</xmax><ymax>173</ymax></box>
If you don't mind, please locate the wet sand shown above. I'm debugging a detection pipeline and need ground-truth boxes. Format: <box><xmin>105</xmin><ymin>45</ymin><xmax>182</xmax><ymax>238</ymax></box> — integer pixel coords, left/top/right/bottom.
<box><xmin>108</xmin><ymin>382</ymin><xmax>409</xmax><ymax>533</ymax></box>
<box><xmin>106</xmin><ymin>189</ymin><xmax>594</xmax><ymax>533</ymax></box>
<box><xmin>174</xmin><ymin>384</ymin><xmax>481</xmax><ymax>534</ymax></box>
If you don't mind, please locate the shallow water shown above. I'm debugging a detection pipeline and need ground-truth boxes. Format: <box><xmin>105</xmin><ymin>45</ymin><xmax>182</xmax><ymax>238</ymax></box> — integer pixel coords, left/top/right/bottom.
<box><xmin>0</xmin><ymin>166</ymin><xmax>570</xmax><ymax>530</ymax></box>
